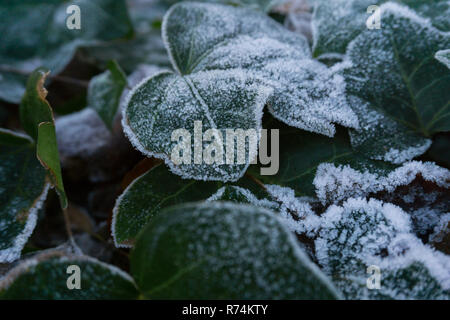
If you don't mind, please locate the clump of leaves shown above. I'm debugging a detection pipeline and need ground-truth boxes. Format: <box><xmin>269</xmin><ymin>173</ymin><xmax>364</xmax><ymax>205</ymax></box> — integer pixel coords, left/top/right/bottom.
<box><xmin>0</xmin><ymin>0</ymin><xmax>449</xmax><ymax>300</ymax></box>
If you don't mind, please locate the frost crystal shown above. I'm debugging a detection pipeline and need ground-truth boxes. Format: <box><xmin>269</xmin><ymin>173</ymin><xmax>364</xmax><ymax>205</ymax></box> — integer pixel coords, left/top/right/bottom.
<box><xmin>315</xmin><ymin>198</ymin><xmax>450</xmax><ymax>299</ymax></box>
<box><xmin>314</xmin><ymin>161</ymin><xmax>450</xmax><ymax>204</ymax></box>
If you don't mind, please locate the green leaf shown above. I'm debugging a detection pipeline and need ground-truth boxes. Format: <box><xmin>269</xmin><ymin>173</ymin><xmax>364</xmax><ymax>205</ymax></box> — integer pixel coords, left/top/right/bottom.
<box><xmin>0</xmin><ymin>129</ymin><xmax>49</xmax><ymax>263</ymax></box>
<box><xmin>0</xmin><ymin>251</ymin><xmax>139</xmax><ymax>299</ymax></box>
<box><xmin>315</xmin><ymin>198</ymin><xmax>450</xmax><ymax>299</ymax></box>
<box><xmin>123</xmin><ymin>2</ymin><xmax>358</xmax><ymax>181</ymax></box>
<box><xmin>435</xmin><ymin>49</ymin><xmax>450</xmax><ymax>69</ymax></box>
<box><xmin>347</xmin><ymin>96</ymin><xmax>432</xmax><ymax>164</ymax></box>
<box><xmin>0</xmin><ymin>0</ymin><xmax>133</xmax><ymax>104</ymax></box>
<box><xmin>37</xmin><ymin>122</ymin><xmax>67</xmax><ymax>209</ymax></box>
<box><xmin>131</xmin><ymin>201</ymin><xmax>341</xmax><ymax>299</ymax></box>
<box><xmin>88</xmin><ymin>60</ymin><xmax>127</xmax><ymax>130</ymax></box>
<box><xmin>19</xmin><ymin>68</ymin><xmax>54</xmax><ymax>141</ymax></box>
<box><xmin>312</xmin><ymin>0</ymin><xmax>450</xmax><ymax>56</ymax></box>
<box><xmin>344</xmin><ymin>3</ymin><xmax>450</xmax><ymax>162</ymax></box>
<box><xmin>112</xmin><ymin>164</ymin><xmax>219</xmax><ymax>247</ymax></box>
<box><xmin>20</xmin><ymin>68</ymin><xmax>67</xmax><ymax>208</ymax></box>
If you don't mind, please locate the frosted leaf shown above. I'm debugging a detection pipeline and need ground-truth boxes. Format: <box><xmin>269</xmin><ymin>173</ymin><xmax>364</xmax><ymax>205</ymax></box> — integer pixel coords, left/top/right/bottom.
<box><xmin>314</xmin><ymin>160</ymin><xmax>450</xmax><ymax>205</ymax></box>
<box><xmin>0</xmin><ymin>251</ymin><xmax>139</xmax><ymax>299</ymax></box>
<box><xmin>124</xmin><ymin>69</ymin><xmax>270</xmax><ymax>181</ymax></box>
<box><xmin>312</xmin><ymin>0</ymin><xmax>450</xmax><ymax>56</ymax></box>
<box><xmin>435</xmin><ymin>49</ymin><xmax>450</xmax><ymax>69</ymax></box>
<box><xmin>344</xmin><ymin>3</ymin><xmax>450</xmax><ymax>145</ymax></box>
<box><xmin>347</xmin><ymin>96</ymin><xmax>431</xmax><ymax>164</ymax></box>
<box><xmin>315</xmin><ymin>198</ymin><xmax>450</xmax><ymax>299</ymax></box>
<box><xmin>163</xmin><ymin>2</ymin><xmax>358</xmax><ymax>136</ymax></box>
<box><xmin>131</xmin><ymin>201</ymin><xmax>341</xmax><ymax>299</ymax></box>
<box><xmin>0</xmin><ymin>0</ymin><xmax>133</xmax><ymax>104</ymax></box>
<box><xmin>0</xmin><ymin>130</ymin><xmax>50</xmax><ymax>263</ymax></box>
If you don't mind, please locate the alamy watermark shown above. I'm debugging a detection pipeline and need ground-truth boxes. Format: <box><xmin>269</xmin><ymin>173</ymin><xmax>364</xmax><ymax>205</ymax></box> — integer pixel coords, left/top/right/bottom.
<box><xmin>66</xmin><ymin>265</ymin><xmax>81</xmax><ymax>290</ymax></box>
<box><xmin>366</xmin><ymin>5</ymin><xmax>381</xmax><ymax>30</ymax></box>
<box><xmin>171</xmin><ymin>121</ymin><xmax>279</xmax><ymax>175</ymax></box>
<box><xmin>66</xmin><ymin>5</ymin><xmax>81</xmax><ymax>30</ymax></box>
<box><xmin>366</xmin><ymin>265</ymin><xmax>381</xmax><ymax>290</ymax></box>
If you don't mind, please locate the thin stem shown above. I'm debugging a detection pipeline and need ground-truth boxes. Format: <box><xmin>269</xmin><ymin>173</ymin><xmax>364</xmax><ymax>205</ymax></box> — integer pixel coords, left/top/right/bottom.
<box><xmin>62</xmin><ymin>207</ymin><xmax>82</xmax><ymax>254</ymax></box>
<box><xmin>0</xmin><ymin>65</ymin><xmax>89</xmax><ymax>88</ymax></box>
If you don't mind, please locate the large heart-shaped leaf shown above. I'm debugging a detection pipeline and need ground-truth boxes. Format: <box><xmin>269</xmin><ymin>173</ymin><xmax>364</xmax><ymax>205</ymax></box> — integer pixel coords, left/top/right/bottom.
<box><xmin>315</xmin><ymin>197</ymin><xmax>450</xmax><ymax>299</ymax></box>
<box><xmin>123</xmin><ymin>2</ymin><xmax>358</xmax><ymax>181</ymax></box>
<box><xmin>312</xmin><ymin>0</ymin><xmax>450</xmax><ymax>56</ymax></box>
<box><xmin>0</xmin><ymin>251</ymin><xmax>139</xmax><ymax>299</ymax></box>
<box><xmin>0</xmin><ymin>129</ymin><xmax>49</xmax><ymax>263</ymax></box>
<box><xmin>124</xmin><ymin>69</ymin><xmax>270</xmax><ymax>181</ymax></box>
<box><xmin>344</xmin><ymin>3</ymin><xmax>450</xmax><ymax>163</ymax></box>
<box><xmin>0</xmin><ymin>0</ymin><xmax>133</xmax><ymax>104</ymax></box>
<box><xmin>131</xmin><ymin>201</ymin><xmax>341</xmax><ymax>299</ymax></box>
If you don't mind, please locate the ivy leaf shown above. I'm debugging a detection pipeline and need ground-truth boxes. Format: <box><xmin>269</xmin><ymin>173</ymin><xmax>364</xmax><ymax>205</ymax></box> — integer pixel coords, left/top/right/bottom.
<box><xmin>344</xmin><ymin>3</ymin><xmax>450</xmax><ymax>162</ymax></box>
<box><xmin>0</xmin><ymin>0</ymin><xmax>133</xmax><ymax>104</ymax></box>
<box><xmin>123</xmin><ymin>2</ymin><xmax>358</xmax><ymax>181</ymax></box>
<box><xmin>435</xmin><ymin>49</ymin><xmax>450</xmax><ymax>69</ymax></box>
<box><xmin>346</xmin><ymin>96</ymin><xmax>432</xmax><ymax>164</ymax></box>
<box><xmin>20</xmin><ymin>69</ymin><xmax>67</xmax><ymax>209</ymax></box>
<box><xmin>161</xmin><ymin>2</ymin><xmax>357</xmax><ymax>135</ymax></box>
<box><xmin>112</xmin><ymin>164</ymin><xmax>219</xmax><ymax>248</ymax></box>
<box><xmin>87</xmin><ymin>60</ymin><xmax>127</xmax><ymax>130</ymax></box>
<box><xmin>131</xmin><ymin>201</ymin><xmax>341</xmax><ymax>299</ymax></box>
<box><xmin>312</xmin><ymin>0</ymin><xmax>450</xmax><ymax>56</ymax></box>
<box><xmin>0</xmin><ymin>129</ymin><xmax>49</xmax><ymax>263</ymax></box>
<box><xmin>0</xmin><ymin>251</ymin><xmax>139</xmax><ymax>299</ymax></box>
<box><xmin>124</xmin><ymin>70</ymin><xmax>271</xmax><ymax>181</ymax></box>
<box><xmin>315</xmin><ymin>198</ymin><xmax>450</xmax><ymax>299</ymax></box>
